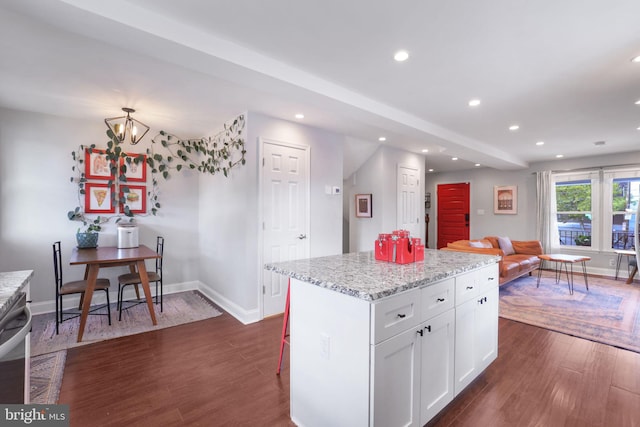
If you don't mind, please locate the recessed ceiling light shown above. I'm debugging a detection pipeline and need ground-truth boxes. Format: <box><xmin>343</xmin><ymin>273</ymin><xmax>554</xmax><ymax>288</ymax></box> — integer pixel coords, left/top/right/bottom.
<box><xmin>394</xmin><ymin>50</ymin><xmax>409</xmax><ymax>62</ymax></box>
<box><xmin>637</xmin><ymin>126</ymin><xmax>640</xmax><ymax>130</ymax></box>
<box><xmin>428</xmin><ymin>168</ymin><xmax>434</xmax><ymax>172</ymax></box>
<box><xmin>536</xmin><ymin>141</ymin><xmax>545</xmax><ymax>146</ymax></box>
<box><xmin>468</xmin><ymin>99</ymin><xmax>481</xmax><ymax>107</ymax></box>
<box><xmin>421</xmin><ymin>149</ymin><xmax>429</xmax><ymax>153</ymax></box>
<box><xmin>295</xmin><ymin>113</ymin><xmax>304</xmax><ymax>119</ymax></box>
<box><xmin>451</xmin><ymin>157</ymin><xmax>458</xmax><ymax>161</ymax></box>
<box><xmin>632</xmin><ymin>55</ymin><xmax>640</xmax><ymax>63</ymax></box>
<box><xmin>475</xmin><ymin>163</ymin><xmax>481</xmax><ymax>167</ymax></box>
<box><xmin>509</xmin><ymin>125</ymin><xmax>520</xmax><ymax>131</ymax></box>
<box><xmin>556</xmin><ymin>154</ymin><xmax>564</xmax><ymax>158</ymax></box>
<box><xmin>378</xmin><ymin>136</ymin><xmax>386</xmax><ymax>142</ymax></box>
<box><xmin>635</xmin><ymin>100</ymin><xmax>640</xmax><ymax>105</ymax></box>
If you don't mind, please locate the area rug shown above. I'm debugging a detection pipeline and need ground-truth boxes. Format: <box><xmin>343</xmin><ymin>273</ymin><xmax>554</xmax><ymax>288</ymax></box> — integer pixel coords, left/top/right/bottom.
<box><xmin>30</xmin><ymin>350</ymin><xmax>66</xmax><ymax>404</ymax></box>
<box><xmin>499</xmin><ymin>271</ymin><xmax>640</xmax><ymax>353</ymax></box>
<box><xmin>31</xmin><ymin>291</ymin><xmax>223</xmax><ymax>357</ymax></box>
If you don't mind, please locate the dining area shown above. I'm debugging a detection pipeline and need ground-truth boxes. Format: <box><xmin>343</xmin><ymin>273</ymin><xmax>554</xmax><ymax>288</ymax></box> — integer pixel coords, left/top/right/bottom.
<box><xmin>55</xmin><ymin>237</ymin><xmax>164</xmax><ymax>342</ymax></box>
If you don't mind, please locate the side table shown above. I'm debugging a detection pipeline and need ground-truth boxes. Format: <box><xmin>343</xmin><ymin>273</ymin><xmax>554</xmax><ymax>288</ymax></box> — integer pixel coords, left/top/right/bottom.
<box><xmin>536</xmin><ymin>254</ymin><xmax>591</xmax><ymax>295</ymax></box>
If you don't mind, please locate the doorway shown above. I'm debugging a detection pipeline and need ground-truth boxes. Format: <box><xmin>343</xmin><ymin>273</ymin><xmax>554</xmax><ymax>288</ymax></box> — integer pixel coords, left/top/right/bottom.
<box><xmin>261</xmin><ymin>139</ymin><xmax>310</xmax><ymax>317</ymax></box>
<box><xmin>397</xmin><ymin>165</ymin><xmax>421</xmax><ymax>238</ymax></box>
<box><xmin>437</xmin><ymin>182</ymin><xmax>470</xmax><ymax>248</ymax></box>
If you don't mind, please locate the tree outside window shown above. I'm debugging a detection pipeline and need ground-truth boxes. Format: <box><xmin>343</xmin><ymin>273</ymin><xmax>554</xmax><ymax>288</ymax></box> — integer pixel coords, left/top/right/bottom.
<box><xmin>555</xmin><ymin>180</ymin><xmax>592</xmax><ymax>247</ymax></box>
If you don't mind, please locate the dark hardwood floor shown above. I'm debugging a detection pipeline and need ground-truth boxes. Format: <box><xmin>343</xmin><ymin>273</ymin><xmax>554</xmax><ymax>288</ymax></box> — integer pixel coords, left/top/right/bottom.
<box><xmin>59</xmin><ymin>311</ymin><xmax>640</xmax><ymax>426</ymax></box>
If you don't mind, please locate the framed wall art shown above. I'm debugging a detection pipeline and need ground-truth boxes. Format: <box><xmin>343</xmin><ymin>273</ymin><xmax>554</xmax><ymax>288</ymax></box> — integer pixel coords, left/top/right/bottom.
<box><xmin>494</xmin><ymin>185</ymin><xmax>517</xmax><ymax>214</ymax></box>
<box><xmin>120</xmin><ymin>153</ymin><xmax>147</xmax><ymax>182</ymax></box>
<box><xmin>355</xmin><ymin>194</ymin><xmax>372</xmax><ymax>218</ymax></box>
<box><xmin>120</xmin><ymin>185</ymin><xmax>147</xmax><ymax>214</ymax></box>
<box><xmin>85</xmin><ymin>148</ymin><xmax>115</xmax><ymax>180</ymax></box>
<box><xmin>85</xmin><ymin>182</ymin><xmax>115</xmax><ymax>213</ymax></box>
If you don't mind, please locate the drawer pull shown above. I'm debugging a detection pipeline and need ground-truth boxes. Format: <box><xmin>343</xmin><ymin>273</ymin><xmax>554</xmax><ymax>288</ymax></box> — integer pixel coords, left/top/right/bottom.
<box><xmin>424</xmin><ymin>325</ymin><xmax>431</xmax><ymax>333</ymax></box>
<box><xmin>397</xmin><ymin>313</ymin><xmax>407</xmax><ymax>319</ymax></box>
<box><xmin>488</xmin><ymin>277</ymin><xmax>495</xmax><ymax>281</ymax></box>
<box><xmin>436</xmin><ymin>298</ymin><xmax>445</xmax><ymax>302</ymax></box>
<box><xmin>417</xmin><ymin>329</ymin><xmax>423</xmax><ymax>337</ymax></box>
<box><xmin>466</xmin><ymin>286</ymin><xmax>474</xmax><ymax>290</ymax></box>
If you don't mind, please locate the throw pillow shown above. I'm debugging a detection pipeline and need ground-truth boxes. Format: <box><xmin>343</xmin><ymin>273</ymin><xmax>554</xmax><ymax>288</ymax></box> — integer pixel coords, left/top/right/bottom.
<box><xmin>497</xmin><ymin>236</ymin><xmax>515</xmax><ymax>255</ymax></box>
<box><xmin>469</xmin><ymin>240</ymin><xmax>492</xmax><ymax>248</ymax></box>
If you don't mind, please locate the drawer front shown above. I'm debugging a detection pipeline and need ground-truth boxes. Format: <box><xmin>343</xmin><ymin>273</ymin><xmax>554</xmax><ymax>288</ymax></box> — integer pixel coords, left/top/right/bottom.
<box><xmin>372</xmin><ymin>289</ymin><xmax>420</xmax><ymax>344</ymax></box>
<box><xmin>455</xmin><ymin>270</ymin><xmax>479</xmax><ymax>304</ymax></box>
<box><xmin>421</xmin><ymin>278</ymin><xmax>455</xmax><ymax>321</ymax></box>
<box><xmin>477</xmin><ymin>263</ymin><xmax>499</xmax><ymax>293</ymax></box>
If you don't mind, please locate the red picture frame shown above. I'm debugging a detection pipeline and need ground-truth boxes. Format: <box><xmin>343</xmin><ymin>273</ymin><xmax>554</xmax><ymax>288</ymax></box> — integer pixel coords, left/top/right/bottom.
<box><xmin>120</xmin><ymin>153</ymin><xmax>147</xmax><ymax>182</ymax></box>
<box><xmin>85</xmin><ymin>148</ymin><xmax>115</xmax><ymax>180</ymax></box>
<box><xmin>120</xmin><ymin>185</ymin><xmax>147</xmax><ymax>214</ymax></box>
<box><xmin>85</xmin><ymin>183</ymin><xmax>116</xmax><ymax>213</ymax></box>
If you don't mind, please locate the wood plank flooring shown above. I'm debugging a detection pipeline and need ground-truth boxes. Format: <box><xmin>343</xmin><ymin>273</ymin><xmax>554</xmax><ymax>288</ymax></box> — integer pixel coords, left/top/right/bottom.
<box><xmin>59</xmin><ymin>312</ymin><xmax>640</xmax><ymax>426</ymax></box>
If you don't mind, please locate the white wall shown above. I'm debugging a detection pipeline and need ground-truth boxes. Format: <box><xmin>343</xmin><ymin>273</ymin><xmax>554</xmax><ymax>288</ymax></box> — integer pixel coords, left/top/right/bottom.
<box><xmin>346</xmin><ymin>145</ymin><xmax>425</xmax><ymax>252</ymax></box>
<box><xmin>197</xmin><ymin>112</ymin><xmax>343</xmax><ymax>323</ymax></box>
<box><xmin>0</xmin><ymin>107</ymin><xmax>200</xmax><ymax>305</ymax></box>
<box><xmin>425</xmin><ymin>151</ymin><xmax>640</xmax><ymax>273</ymax></box>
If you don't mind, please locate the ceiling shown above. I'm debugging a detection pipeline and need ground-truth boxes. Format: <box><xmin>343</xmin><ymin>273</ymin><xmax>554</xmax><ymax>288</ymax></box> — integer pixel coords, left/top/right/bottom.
<box><xmin>1</xmin><ymin>0</ymin><xmax>640</xmax><ymax>175</ymax></box>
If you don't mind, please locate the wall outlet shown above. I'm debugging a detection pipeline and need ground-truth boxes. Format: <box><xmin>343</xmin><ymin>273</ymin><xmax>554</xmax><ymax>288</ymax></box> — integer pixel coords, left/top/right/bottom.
<box><xmin>332</xmin><ymin>186</ymin><xmax>341</xmax><ymax>195</ymax></box>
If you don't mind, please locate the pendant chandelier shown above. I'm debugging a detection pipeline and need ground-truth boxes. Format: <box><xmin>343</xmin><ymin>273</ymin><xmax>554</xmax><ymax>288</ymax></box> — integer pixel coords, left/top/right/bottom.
<box><xmin>104</xmin><ymin>107</ymin><xmax>150</xmax><ymax>145</ymax></box>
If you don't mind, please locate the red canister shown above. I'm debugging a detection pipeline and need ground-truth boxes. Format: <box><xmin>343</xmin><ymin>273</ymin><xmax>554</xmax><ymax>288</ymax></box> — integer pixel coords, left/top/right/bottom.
<box><xmin>375</xmin><ymin>233</ymin><xmax>392</xmax><ymax>261</ymax></box>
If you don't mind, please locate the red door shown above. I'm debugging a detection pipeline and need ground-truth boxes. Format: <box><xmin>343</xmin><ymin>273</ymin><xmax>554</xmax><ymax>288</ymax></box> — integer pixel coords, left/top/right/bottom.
<box><xmin>437</xmin><ymin>183</ymin><xmax>470</xmax><ymax>249</ymax></box>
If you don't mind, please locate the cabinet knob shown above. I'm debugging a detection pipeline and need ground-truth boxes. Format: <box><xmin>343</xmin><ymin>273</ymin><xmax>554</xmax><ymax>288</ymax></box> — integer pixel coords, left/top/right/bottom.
<box><xmin>425</xmin><ymin>325</ymin><xmax>431</xmax><ymax>333</ymax></box>
<box><xmin>417</xmin><ymin>329</ymin><xmax>424</xmax><ymax>337</ymax></box>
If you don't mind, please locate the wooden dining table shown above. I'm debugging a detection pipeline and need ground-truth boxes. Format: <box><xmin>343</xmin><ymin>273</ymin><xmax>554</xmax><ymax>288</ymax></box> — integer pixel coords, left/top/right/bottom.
<box><xmin>69</xmin><ymin>245</ymin><xmax>160</xmax><ymax>342</ymax></box>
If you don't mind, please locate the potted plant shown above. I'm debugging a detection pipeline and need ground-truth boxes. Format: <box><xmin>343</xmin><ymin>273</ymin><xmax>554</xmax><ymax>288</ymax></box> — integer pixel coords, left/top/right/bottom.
<box><xmin>574</xmin><ymin>235</ymin><xmax>591</xmax><ymax>246</ymax></box>
<box><xmin>68</xmin><ymin>207</ymin><xmax>103</xmax><ymax>248</ymax></box>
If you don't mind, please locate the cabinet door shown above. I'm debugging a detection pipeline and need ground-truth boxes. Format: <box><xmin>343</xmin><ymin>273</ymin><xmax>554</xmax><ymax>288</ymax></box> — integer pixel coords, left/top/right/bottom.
<box><xmin>372</xmin><ymin>327</ymin><xmax>420</xmax><ymax>427</ymax></box>
<box><xmin>420</xmin><ymin>309</ymin><xmax>455</xmax><ymax>425</ymax></box>
<box><xmin>455</xmin><ymin>270</ymin><xmax>479</xmax><ymax>304</ymax></box>
<box><xmin>476</xmin><ymin>286</ymin><xmax>499</xmax><ymax>372</ymax></box>
<box><xmin>454</xmin><ymin>297</ymin><xmax>478</xmax><ymax>396</ymax></box>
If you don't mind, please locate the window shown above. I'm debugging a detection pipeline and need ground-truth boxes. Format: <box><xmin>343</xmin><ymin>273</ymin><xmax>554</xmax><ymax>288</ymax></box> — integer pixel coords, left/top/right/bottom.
<box><xmin>604</xmin><ymin>171</ymin><xmax>640</xmax><ymax>250</ymax></box>
<box><xmin>556</xmin><ymin>179</ymin><xmax>593</xmax><ymax>247</ymax></box>
<box><xmin>553</xmin><ymin>168</ymin><xmax>640</xmax><ymax>251</ymax></box>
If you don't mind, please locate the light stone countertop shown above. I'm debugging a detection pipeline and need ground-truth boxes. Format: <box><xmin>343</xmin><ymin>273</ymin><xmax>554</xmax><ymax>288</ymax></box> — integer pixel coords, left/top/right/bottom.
<box><xmin>264</xmin><ymin>249</ymin><xmax>500</xmax><ymax>301</ymax></box>
<box><xmin>0</xmin><ymin>270</ymin><xmax>34</xmax><ymax>320</ymax></box>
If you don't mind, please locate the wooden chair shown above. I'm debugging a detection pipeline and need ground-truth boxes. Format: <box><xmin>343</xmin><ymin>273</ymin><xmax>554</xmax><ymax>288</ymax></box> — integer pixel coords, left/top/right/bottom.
<box><xmin>53</xmin><ymin>241</ymin><xmax>112</xmax><ymax>334</ymax></box>
<box><xmin>117</xmin><ymin>236</ymin><xmax>164</xmax><ymax>321</ymax></box>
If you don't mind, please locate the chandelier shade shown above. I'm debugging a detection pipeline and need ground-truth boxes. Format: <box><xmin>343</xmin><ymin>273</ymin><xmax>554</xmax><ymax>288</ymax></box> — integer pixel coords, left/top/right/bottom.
<box><xmin>104</xmin><ymin>107</ymin><xmax>150</xmax><ymax>145</ymax></box>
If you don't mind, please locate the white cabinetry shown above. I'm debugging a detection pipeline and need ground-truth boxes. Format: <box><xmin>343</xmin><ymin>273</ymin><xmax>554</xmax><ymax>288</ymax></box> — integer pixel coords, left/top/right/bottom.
<box><xmin>289</xmin><ymin>262</ymin><xmax>499</xmax><ymax>427</ymax></box>
<box><xmin>371</xmin><ymin>278</ymin><xmax>455</xmax><ymax>427</ymax></box>
<box><xmin>454</xmin><ymin>269</ymin><xmax>499</xmax><ymax>395</ymax></box>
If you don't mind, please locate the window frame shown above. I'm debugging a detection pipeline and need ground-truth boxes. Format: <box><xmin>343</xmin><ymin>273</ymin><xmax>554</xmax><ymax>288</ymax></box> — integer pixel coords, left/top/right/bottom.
<box><xmin>552</xmin><ymin>171</ymin><xmax>599</xmax><ymax>251</ymax></box>
<box><xmin>552</xmin><ymin>168</ymin><xmax>640</xmax><ymax>253</ymax></box>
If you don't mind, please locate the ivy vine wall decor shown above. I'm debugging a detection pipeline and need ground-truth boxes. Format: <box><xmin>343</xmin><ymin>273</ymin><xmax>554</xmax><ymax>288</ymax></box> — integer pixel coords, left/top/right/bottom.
<box><xmin>69</xmin><ymin>114</ymin><xmax>246</xmax><ymax>230</ymax></box>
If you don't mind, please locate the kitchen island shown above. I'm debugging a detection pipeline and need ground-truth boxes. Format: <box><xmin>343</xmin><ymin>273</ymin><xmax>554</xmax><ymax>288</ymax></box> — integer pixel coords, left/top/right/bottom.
<box><xmin>266</xmin><ymin>249</ymin><xmax>500</xmax><ymax>427</ymax></box>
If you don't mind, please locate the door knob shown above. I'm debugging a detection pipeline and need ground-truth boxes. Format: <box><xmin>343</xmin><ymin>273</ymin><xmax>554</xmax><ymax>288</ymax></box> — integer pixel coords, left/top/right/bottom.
<box><xmin>297</xmin><ymin>234</ymin><xmax>307</xmax><ymax>240</ymax></box>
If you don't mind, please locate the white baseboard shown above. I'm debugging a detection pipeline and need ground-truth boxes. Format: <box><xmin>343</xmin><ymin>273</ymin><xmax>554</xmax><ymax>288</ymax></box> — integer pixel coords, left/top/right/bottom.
<box><xmin>195</xmin><ymin>281</ymin><xmax>261</xmax><ymax>325</ymax></box>
<box><xmin>31</xmin><ymin>280</ymin><xmax>262</xmax><ymax>325</ymax></box>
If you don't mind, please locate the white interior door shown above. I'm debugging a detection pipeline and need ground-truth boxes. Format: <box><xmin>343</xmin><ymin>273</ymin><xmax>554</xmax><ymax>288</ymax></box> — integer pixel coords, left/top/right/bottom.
<box><xmin>262</xmin><ymin>140</ymin><xmax>309</xmax><ymax>317</ymax></box>
<box><xmin>398</xmin><ymin>165</ymin><xmax>421</xmax><ymax>238</ymax></box>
